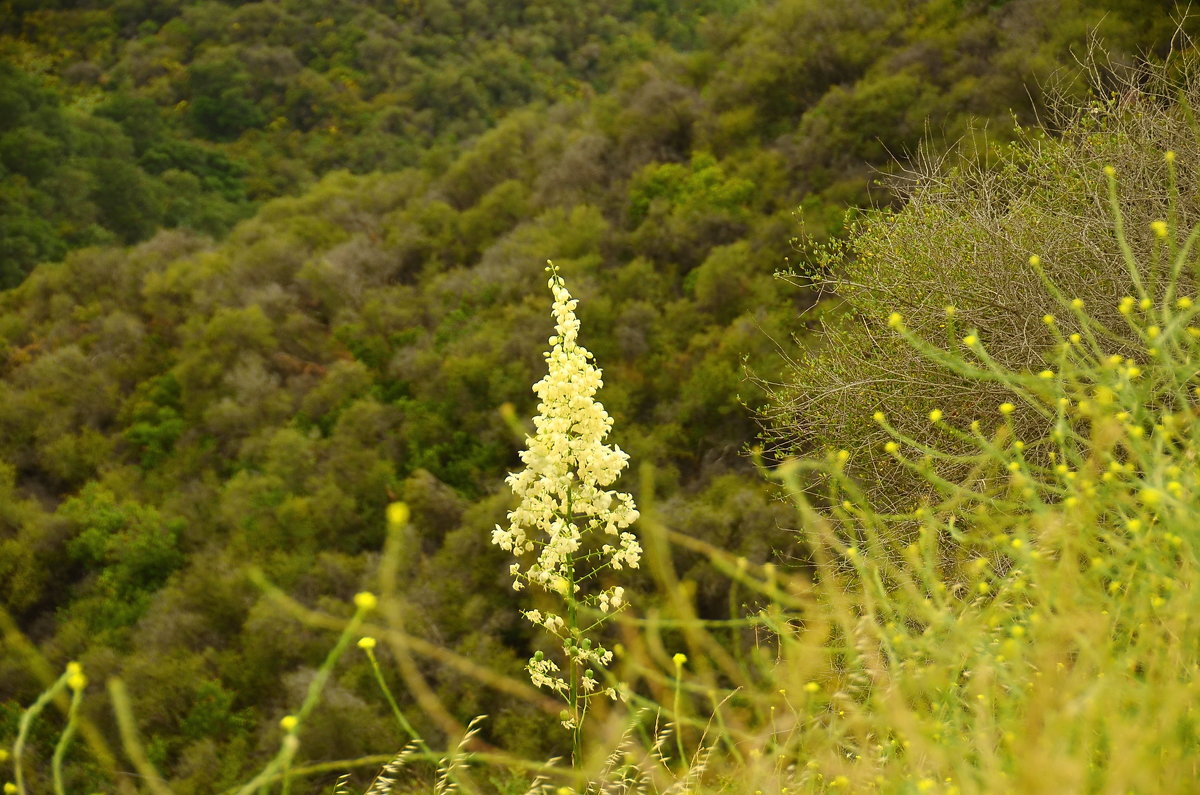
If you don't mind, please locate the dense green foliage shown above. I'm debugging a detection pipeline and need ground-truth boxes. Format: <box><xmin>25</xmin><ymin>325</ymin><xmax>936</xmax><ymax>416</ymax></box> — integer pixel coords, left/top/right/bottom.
<box><xmin>0</xmin><ymin>61</ymin><xmax>252</xmax><ymax>286</ymax></box>
<box><xmin>0</xmin><ymin>0</ymin><xmax>741</xmax><ymax>286</ymax></box>
<box><xmin>0</xmin><ymin>1</ymin><xmax>1196</xmax><ymax>792</ymax></box>
<box><xmin>0</xmin><ymin>0</ymin><xmax>1182</xmax><ymax>286</ymax></box>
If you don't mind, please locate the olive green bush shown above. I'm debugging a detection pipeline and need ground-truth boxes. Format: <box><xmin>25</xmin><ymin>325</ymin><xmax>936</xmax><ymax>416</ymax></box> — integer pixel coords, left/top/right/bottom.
<box><xmin>765</xmin><ymin>62</ymin><xmax>1200</xmax><ymax>511</ymax></box>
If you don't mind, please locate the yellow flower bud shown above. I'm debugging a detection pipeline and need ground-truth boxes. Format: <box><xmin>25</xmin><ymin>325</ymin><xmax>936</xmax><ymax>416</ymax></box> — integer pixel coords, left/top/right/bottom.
<box><xmin>1151</xmin><ymin>220</ymin><xmax>1168</xmax><ymax>238</ymax></box>
<box><xmin>998</xmin><ymin>402</ymin><xmax>1015</xmax><ymax>415</ymax></box>
<box><xmin>673</xmin><ymin>652</ymin><xmax>688</xmax><ymax>668</ymax></box>
<box><xmin>1028</xmin><ymin>255</ymin><xmax>1041</xmax><ymax>267</ymax></box>
<box><xmin>280</xmin><ymin>715</ymin><xmax>299</xmax><ymax>732</ymax></box>
<box><xmin>353</xmin><ymin>591</ymin><xmax>378</xmax><ymax>611</ymax></box>
<box><xmin>928</xmin><ymin>409</ymin><xmax>943</xmax><ymax>423</ymax></box>
<box><xmin>962</xmin><ymin>334</ymin><xmax>978</xmax><ymax>347</ymax></box>
<box><xmin>1103</xmin><ymin>165</ymin><xmax>1116</xmax><ymax>177</ymax></box>
<box><xmin>887</xmin><ymin>312</ymin><xmax>903</xmax><ymax>328</ymax></box>
<box><xmin>1070</xmin><ymin>298</ymin><xmax>1085</xmax><ymax>310</ymax></box>
<box><xmin>386</xmin><ymin>502</ymin><xmax>410</xmax><ymax>526</ymax></box>
<box><xmin>1177</xmin><ymin>296</ymin><xmax>1194</xmax><ymax>309</ymax></box>
<box><xmin>357</xmin><ymin>636</ymin><xmax>377</xmax><ymax>650</ymax></box>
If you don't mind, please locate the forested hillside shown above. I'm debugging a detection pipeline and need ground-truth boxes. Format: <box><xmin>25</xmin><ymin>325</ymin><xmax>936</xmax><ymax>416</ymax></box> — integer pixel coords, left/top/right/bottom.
<box><xmin>0</xmin><ymin>0</ymin><xmax>739</xmax><ymax>286</ymax></box>
<box><xmin>0</xmin><ymin>1</ymin><xmax>1194</xmax><ymax>792</ymax></box>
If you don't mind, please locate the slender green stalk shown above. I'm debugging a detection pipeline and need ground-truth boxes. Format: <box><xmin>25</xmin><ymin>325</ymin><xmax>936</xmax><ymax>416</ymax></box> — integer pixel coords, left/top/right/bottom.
<box><xmin>13</xmin><ymin>669</ymin><xmax>70</xmax><ymax>795</ymax></box>
<box><xmin>361</xmin><ymin>643</ymin><xmax>432</xmax><ymax>758</ymax></box>
<box><xmin>672</xmin><ymin>654</ymin><xmax>688</xmax><ymax>771</ymax></box>
<box><xmin>108</xmin><ymin>678</ymin><xmax>173</xmax><ymax>795</ymax></box>
<box><xmin>1105</xmin><ymin>165</ymin><xmax>1147</xmax><ymax>297</ymax></box>
<box><xmin>51</xmin><ymin>677</ymin><xmax>85</xmax><ymax>795</ymax></box>
<box><xmin>565</xmin><ymin>484</ymin><xmax>583</xmax><ymax>768</ymax></box>
<box><xmin>235</xmin><ymin>594</ymin><xmax>373</xmax><ymax>795</ymax></box>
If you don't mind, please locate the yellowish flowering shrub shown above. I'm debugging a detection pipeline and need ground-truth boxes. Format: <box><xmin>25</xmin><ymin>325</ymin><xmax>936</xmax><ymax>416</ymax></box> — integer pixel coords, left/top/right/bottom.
<box><xmin>766</xmin><ymin>67</ymin><xmax>1200</xmax><ymax>514</ymax></box>
<box><xmin>759</xmin><ymin>159</ymin><xmax>1200</xmax><ymax>792</ymax></box>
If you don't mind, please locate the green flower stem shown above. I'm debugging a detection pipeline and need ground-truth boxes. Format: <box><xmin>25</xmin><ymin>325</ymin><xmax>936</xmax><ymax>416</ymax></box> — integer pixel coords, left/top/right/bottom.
<box><xmin>13</xmin><ymin>670</ymin><xmax>69</xmax><ymax>795</ymax></box>
<box><xmin>672</xmin><ymin>656</ymin><xmax>687</xmax><ymax>770</ymax></box>
<box><xmin>51</xmin><ymin>684</ymin><xmax>83</xmax><ymax>795</ymax></box>
<box><xmin>1105</xmin><ymin>167</ymin><xmax>1147</xmax><ymax>297</ymax></box>
<box><xmin>565</xmin><ymin>484</ymin><xmax>582</xmax><ymax>768</ymax></box>
<box><xmin>108</xmin><ymin>678</ymin><xmax>173</xmax><ymax>795</ymax></box>
<box><xmin>363</xmin><ymin>648</ymin><xmax>433</xmax><ymax>759</ymax></box>
<box><xmin>236</xmin><ymin>601</ymin><xmax>370</xmax><ymax>795</ymax></box>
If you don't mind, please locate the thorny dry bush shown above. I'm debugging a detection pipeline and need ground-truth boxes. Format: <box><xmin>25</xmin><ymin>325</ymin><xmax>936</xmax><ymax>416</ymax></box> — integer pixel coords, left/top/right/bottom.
<box><xmin>764</xmin><ymin>58</ymin><xmax>1200</xmax><ymax>514</ymax></box>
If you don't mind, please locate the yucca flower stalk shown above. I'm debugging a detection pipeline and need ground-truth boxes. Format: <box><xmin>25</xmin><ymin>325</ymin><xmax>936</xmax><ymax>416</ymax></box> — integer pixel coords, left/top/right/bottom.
<box><xmin>492</xmin><ymin>261</ymin><xmax>641</xmax><ymax>763</ymax></box>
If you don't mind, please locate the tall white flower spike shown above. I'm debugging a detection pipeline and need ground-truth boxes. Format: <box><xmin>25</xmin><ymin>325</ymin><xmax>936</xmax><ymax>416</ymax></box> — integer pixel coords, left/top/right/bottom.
<box><xmin>492</xmin><ymin>261</ymin><xmax>639</xmax><ymax>745</ymax></box>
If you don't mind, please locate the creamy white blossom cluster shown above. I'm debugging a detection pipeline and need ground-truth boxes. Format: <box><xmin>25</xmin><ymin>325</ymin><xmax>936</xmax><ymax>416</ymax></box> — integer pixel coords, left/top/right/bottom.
<box><xmin>492</xmin><ymin>263</ymin><xmax>639</xmax><ymax>711</ymax></box>
<box><xmin>524</xmin><ymin>643</ymin><xmax>617</xmax><ymax>722</ymax></box>
<box><xmin>491</xmin><ymin>265</ymin><xmax>641</xmax><ymax>590</ymax></box>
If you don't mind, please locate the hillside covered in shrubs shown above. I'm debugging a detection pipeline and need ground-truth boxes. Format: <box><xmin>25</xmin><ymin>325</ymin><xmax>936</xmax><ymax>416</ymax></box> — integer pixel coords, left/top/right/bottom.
<box><xmin>1</xmin><ymin>1</ymin><xmax>1197</xmax><ymax>793</ymax></box>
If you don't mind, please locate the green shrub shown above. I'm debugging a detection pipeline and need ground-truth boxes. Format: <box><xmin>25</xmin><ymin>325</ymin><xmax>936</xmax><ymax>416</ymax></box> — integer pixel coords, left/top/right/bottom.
<box><xmin>61</xmin><ymin>484</ymin><xmax>184</xmax><ymax>637</ymax></box>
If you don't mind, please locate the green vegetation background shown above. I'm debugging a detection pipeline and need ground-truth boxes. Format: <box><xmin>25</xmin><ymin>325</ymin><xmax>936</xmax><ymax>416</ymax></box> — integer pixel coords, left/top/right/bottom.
<box><xmin>0</xmin><ymin>0</ymin><xmax>1189</xmax><ymax>791</ymax></box>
